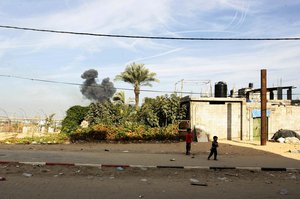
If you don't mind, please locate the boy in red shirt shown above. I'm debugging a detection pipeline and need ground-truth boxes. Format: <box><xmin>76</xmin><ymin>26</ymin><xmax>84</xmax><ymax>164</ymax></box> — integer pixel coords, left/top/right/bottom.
<box><xmin>185</xmin><ymin>128</ymin><xmax>193</xmax><ymax>155</ymax></box>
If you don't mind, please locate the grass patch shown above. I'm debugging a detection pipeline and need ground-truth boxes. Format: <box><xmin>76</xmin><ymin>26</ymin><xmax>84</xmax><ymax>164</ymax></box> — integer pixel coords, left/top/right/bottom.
<box><xmin>0</xmin><ymin>133</ymin><xmax>69</xmax><ymax>144</ymax></box>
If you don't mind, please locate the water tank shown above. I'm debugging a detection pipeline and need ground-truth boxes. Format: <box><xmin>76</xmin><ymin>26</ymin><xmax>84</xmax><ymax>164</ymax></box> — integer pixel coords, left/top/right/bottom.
<box><xmin>215</xmin><ymin>81</ymin><xmax>227</xmax><ymax>97</ymax></box>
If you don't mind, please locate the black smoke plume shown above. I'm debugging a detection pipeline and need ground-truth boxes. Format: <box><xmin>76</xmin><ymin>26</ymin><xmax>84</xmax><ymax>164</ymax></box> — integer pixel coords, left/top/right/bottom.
<box><xmin>80</xmin><ymin>69</ymin><xmax>116</xmax><ymax>102</ymax></box>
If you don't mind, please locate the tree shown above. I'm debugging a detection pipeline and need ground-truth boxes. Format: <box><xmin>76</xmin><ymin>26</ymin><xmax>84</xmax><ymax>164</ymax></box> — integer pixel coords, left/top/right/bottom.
<box><xmin>113</xmin><ymin>91</ymin><xmax>125</xmax><ymax>104</ymax></box>
<box><xmin>139</xmin><ymin>94</ymin><xmax>186</xmax><ymax>127</ymax></box>
<box><xmin>115</xmin><ymin>62</ymin><xmax>159</xmax><ymax>110</ymax></box>
<box><xmin>45</xmin><ymin>113</ymin><xmax>55</xmax><ymax>133</ymax></box>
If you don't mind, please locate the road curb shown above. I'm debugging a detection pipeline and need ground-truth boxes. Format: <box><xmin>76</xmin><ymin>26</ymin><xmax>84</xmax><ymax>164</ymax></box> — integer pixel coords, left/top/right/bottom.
<box><xmin>0</xmin><ymin>160</ymin><xmax>299</xmax><ymax>172</ymax></box>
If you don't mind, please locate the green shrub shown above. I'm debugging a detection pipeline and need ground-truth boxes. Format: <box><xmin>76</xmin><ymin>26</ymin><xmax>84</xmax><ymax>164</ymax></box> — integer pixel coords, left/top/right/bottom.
<box><xmin>68</xmin><ymin>123</ymin><xmax>179</xmax><ymax>142</ymax></box>
<box><xmin>61</xmin><ymin>105</ymin><xmax>89</xmax><ymax>134</ymax></box>
<box><xmin>69</xmin><ymin>124</ymin><xmax>112</xmax><ymax>142</ymax></box>
<box><xmin>1</xmin><ymin>133</ymin><xmax>69</xmax><ymax>144</ymax></box>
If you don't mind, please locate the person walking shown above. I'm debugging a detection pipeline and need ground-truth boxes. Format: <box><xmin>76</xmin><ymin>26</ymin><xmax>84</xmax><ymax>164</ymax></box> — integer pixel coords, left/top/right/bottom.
<box><xmin>185</xmin><ymin>128</ymin><xmax>193</xmax><ymax>155</ymax></box>
<box><xmin>208</xmin><ymin>136</ymin><xmax>218</xmax><ymax>160</ymax></box>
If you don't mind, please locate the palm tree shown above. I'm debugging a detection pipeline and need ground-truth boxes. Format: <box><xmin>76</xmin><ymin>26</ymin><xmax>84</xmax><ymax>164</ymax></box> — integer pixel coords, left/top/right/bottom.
<box><xmin>115</xmin><ymin>62</ymin><xmax>159</xmax><ymax>110</ymax></box>
<box><xmin>113</xmin><ymin>91</ymin><xmax>125</xmax><ymax>104</ymax></box>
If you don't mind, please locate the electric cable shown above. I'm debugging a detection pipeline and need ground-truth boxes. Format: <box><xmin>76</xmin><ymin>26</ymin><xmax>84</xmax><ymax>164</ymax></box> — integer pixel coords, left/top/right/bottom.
<box><xmin>1</xmin><ymin>25</ymin><xmax>300</xmax><ymax>41</ymax></box>
<box><xmin>0</xmin><ymin>74</ymin><xmax>299</xmax><ymax>96</ymax></box>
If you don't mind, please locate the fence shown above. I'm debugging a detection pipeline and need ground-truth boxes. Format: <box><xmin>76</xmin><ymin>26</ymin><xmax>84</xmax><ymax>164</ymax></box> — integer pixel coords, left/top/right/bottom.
<box><xmin>0</xmin><ymin>117</ymin><xmax>61</xmax><ymax>135</ymax></box>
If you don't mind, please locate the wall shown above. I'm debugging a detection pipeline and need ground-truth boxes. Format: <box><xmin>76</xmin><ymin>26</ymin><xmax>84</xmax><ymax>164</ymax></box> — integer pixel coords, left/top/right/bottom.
<box><xmin>242</xmin><ymin>101</ymin><xmax>300</xmax><ymax>140</ymax></box>
<box><xmin>266</xmin><ymin>104</ymin><xmax>300</xmax><ymax>138</ymax></box>
<box><xmin>185</xmin><ymin>97</ymin><xmax>300</xmax><ymax>141</ymax></box>
<box><xmin>189</xmin><ymin>98</ymin><xmax>243</xmax><ymax>140</ymax></box>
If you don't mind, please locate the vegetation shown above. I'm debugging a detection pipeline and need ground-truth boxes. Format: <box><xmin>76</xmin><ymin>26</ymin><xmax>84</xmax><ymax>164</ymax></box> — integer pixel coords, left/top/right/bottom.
<box><xmin>61</xmin><ymin>105</ymin><xmax>89</xmax><ymax>134</ymax></box>
<box><xmin>61</xmin><ymin>93</ymin><xmax>186</xmax><ymax>143</ymax></box>
<box><xmin>138</xmin><ymin>94</ymin><xmax>186</xmax><ymax>127</ymax></box>
<box><xmin>115</xmin><ymin>62</ymin><xmax>159</xmax><ymax>110</ymax></box>
<box><xmin>113</xmin><ymin>91</ymin><xmax>125</xmax><ymax>104</ymax></box>
<box><xmin>1</xmin><ymin>133</ymin><xmax>68</xmax><ymax>144</ymax></box>
<box><xmin>3</xmin><ymin>66</ymin><xmax>186</xmax><ymax>144</ymax></box>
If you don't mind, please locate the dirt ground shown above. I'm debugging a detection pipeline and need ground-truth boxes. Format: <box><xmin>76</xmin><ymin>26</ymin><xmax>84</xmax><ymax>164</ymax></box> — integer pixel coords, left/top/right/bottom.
<box><xmin>0</xmin><ymin>163</ymin><xmax>299</xmax><ymax>199</ymax></box>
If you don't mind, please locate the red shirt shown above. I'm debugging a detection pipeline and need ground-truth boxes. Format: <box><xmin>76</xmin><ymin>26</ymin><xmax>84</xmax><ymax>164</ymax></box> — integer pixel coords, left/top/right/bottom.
<box><xmin>186</xmin><ymin>133</ymin><xmax>193</xmax><ymax>143</ymax></box>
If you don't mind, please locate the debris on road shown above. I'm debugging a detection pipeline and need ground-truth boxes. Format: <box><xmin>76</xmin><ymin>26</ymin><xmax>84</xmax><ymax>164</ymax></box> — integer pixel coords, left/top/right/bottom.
<box><xmin>22</xmin><ymin>173</ymin><xmax>33</xmax><ymax>177</ymax></box>
<box><xmin>190</xmin><ymin>178</ymin><xmax>199</xmax><ymax>183</ymax></box>
<box><xmin>271</xmin><ymin>129</ymin><xmax>300</xmax><ymax>142</ymax></box>
<box><xmin>0</xmin><ymin>176</ymin><xmax>6</xmax><ymax>181</ymax></box>
<box><xmin>288</xmin><ymin>149</ymin><xmax>300</xmax><ymax>153</ymax></box>
<box><xmin>191</xmin><ymin>182</ymin><xmax>208</xmax><ymax>186</ymax></box>
<box><xmin>279</xmin><ymin>188</ymin><xmax>288</xmax><ymax>195</ymax></box>
<box><xmin>289</xmin><ymin>175</ymin><xmax>296</xmax><ymax>180</ymax></box>
<box><xmin>190</xmin><ymin>178</ymin><xmax>208</xmax><ymax>186</ymax></box>
<box><xmin>285</xmin><ymin>137</ymin><xmax>300</xmax><ymax>144</ymax></box>
<box><xmin>41</xmin><ymin>169</ymin><xmax>51</xmax><ymax>173</ymax></box>
<box><xmin>225</xmin><ymin>173</ymin><xmax>239</xmax><ymax>177</ymax></box>
<box><xmin>217</xmin><ymin>177</ymin><xmax>229</xmax><ymax>182</ymax></box>
<box><xmin>116</xmin><ymin>167</ymin><xmax>124</xmax><ymax>171</ymax></box>
<box><xmin>277</xmin><ymin>137</ymin><xmax>285</xmax><ymax>143</ymax></box>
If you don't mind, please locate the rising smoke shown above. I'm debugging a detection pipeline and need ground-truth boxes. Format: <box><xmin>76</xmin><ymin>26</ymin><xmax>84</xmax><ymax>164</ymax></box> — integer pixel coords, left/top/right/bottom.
<box><xmin>80</xmin><ymin>69</ymin><xmax>116</xmax><ymax>102</ymax></box>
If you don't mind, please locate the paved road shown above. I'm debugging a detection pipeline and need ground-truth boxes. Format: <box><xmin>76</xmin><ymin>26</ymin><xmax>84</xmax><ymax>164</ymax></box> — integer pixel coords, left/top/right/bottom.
<box><xmin>0</xmin><ymin>148</ymin><xmax>299</xmax><ymax>168</ymax></box>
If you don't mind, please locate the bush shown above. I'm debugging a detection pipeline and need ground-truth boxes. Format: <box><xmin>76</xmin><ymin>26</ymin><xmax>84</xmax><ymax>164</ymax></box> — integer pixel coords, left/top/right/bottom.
<box><xmin>68</xmin><ymin>123</ymin><xmax>179</xmax><ymax>142</ymax></box>
<box><xmin>1</xmin><ymin>133</ymin><xmax>69</xmax><ymax>144</ymax></box>
<box><xmin>69</xmin><ymin>124</ymin><xmax>111</xmax><ymax>142</ymax></box>
<box><xmin>61</xmin><ymin>105</ymin><xmax>89</xmax><ymax>134</ymax></box>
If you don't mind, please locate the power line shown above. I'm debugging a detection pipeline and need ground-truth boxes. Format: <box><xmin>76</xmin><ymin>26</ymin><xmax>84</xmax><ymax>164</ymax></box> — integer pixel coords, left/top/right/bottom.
<box><xmin>0</xmin><ymin>74</ymin><xmax>299</xmax><ymax>96</ymax></box>
<box><xmin>0</xmin><ymin>74</ymin><xmax>191</xmax><ymax>95</ymax></box>
<box><xmin>1</xmin><ymin>25</ymin><xmax>300</xmax><ymax>41</ymax></box>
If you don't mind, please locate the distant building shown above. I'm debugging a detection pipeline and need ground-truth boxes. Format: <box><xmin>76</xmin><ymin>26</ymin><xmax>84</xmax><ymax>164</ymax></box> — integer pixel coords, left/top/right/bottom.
<box><xmin>180</xmin><ymin>84</ymin><xmax>299</xmax><ymax>141</ymax></box>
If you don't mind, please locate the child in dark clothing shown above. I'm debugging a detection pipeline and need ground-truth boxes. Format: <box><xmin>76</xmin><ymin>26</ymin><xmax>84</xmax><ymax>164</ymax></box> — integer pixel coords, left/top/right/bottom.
<box><xmin>208</xmin><ymin>136</ymin><xmax>218</xmax><ymax>160</ymax></box>
<box><xmin>185</xmin><ymin>128</ymin><xmax>193</xmax><ymax>155</ymax></box>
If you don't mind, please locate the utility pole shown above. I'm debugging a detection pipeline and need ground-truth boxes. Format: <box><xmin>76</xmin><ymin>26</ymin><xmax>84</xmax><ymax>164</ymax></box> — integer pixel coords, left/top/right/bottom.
<box><xmin>261</xmin><ymin>69</ymin><xmax>267</xmax><ymax>145</ymax></box>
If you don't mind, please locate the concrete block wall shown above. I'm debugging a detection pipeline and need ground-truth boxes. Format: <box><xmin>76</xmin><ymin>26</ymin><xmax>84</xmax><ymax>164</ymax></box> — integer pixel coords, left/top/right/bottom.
<box><xmin>244</xmin><ymin>102</ymin><xmax>300</xmax><ymax>140</ymax></box>
<box><xmin>190</xmin><ymin>100</ymin><xmax>242</xmax><ymax>140</ymax></box>
<box><xmin>184</xmin><ymin>96</ymin><xmax>300</xmax><ymax>141</ymax></box>
<box><xmin>268</xmin><ymin>105</ymin><xmax>300</xmax><ymax>137</ymax></box>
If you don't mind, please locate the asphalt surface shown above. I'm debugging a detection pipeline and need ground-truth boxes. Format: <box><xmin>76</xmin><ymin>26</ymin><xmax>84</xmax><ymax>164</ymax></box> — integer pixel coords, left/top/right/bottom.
<box><xmin>0</xmin><ymin>147</ymin><xmax>299</xmax><ymax>169</ymax></box>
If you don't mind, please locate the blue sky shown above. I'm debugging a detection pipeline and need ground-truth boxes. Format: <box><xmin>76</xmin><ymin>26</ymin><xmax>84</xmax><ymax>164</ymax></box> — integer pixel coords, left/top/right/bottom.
<box><xmin>0</xmin><ymin>0</ymin><xmax>300</xmax><ymax>119</ymax></box>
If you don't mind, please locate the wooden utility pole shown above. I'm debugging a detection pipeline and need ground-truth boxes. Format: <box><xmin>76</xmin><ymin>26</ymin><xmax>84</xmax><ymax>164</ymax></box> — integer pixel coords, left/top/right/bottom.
<box><xmin>261</xmin><ymin>69</ymin><xmax>267</xmax><ymax>145</ymax></box>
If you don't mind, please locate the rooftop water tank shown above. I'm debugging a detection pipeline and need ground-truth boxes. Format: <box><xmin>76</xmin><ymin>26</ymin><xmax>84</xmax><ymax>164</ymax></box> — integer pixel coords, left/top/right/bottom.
<box><xmin>215</xmin><ymin>81</ymin><xmax>227</xmax><ymax>97</ymax></box>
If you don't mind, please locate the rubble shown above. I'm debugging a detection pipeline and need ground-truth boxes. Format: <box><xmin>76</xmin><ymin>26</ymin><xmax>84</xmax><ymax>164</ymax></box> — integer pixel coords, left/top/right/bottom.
<box><xmin>116</xmin><ymin>167</ymin><xmax>124</xmax><ymax>171</ymax></box>
<box><xmin>285</xmin><ymin>137</ymin><xmax>300</xmax><ymax>144</ymax></box>
<box><xmin>279</xmin><ymin>188</ymin><xmax>288</xmax><ymax>195</ymax></box>
<box><xmin>22</xmin><ymin>173</ymin><xmax>33</xmax><ymax>177</ymax></box>
<box><xmin>0</xmin><ymin>176</ymin><xmax>6</xmax><ymax>181</ymax></box>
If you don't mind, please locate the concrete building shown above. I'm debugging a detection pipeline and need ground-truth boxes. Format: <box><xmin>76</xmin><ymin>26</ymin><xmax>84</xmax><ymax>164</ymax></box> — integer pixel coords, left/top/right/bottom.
<box><xmin>180</xmin><ymin>94</ymin><xmax>300</xmax><ymax>141</ymax></box>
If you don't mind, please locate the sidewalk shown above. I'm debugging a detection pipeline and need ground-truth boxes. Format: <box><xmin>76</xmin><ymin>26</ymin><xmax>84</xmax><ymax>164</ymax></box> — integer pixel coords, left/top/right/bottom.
<box><xmin>0</xmin><ymin>141</ymin><xmax>299</xmax><ymax>170</ymax></box>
